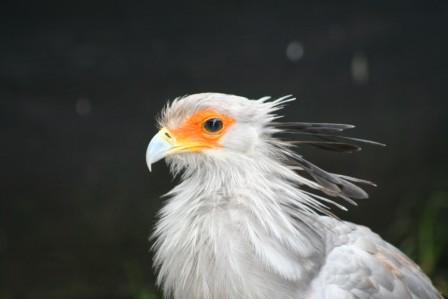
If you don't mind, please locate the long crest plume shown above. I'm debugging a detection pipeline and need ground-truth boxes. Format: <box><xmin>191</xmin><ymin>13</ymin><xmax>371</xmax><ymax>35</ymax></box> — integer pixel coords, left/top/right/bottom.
<box><xmin>260</xmin><ymin>95</ymin><xmax>385</xmax><ymax>214</ymax></box>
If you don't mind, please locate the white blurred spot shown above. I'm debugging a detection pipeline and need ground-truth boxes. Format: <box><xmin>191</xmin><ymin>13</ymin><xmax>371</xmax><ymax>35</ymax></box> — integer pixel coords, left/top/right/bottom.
<box><xmin>351</xmin><ymin>52</ymin><xmax>369</xmax><ymax>85</ymax></box>
<box><xmin>286</xmin><ymin>41</ymin><xmax>304</xmax><ymax>62</ymax></box>
<box><xmin>76</xmin><ymin>97</ymin><xmax>92</xmax><ymax>116</ymax></box>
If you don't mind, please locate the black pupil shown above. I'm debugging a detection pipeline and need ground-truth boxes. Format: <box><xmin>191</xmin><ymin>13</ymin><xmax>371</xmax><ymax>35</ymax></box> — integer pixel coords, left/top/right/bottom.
<box><xmin>204</xmin><ymin>118</ymin><xmax>223</xmax><ymax>132</ymax></box>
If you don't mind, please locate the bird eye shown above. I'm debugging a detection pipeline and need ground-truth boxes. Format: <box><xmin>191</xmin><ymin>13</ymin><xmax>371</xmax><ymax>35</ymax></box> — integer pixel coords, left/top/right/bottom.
<box><xmin>203</xmin><ymin>118</ymin><xmax>223</xmax><ymax>133</ymax></box>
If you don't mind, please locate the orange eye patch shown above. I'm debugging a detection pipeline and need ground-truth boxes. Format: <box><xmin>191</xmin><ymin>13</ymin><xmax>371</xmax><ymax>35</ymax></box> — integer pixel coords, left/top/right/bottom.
<box><xmin>170</xmin><ymin>110</ymin><xmax>235</xmax><ymax>149</ymax></box>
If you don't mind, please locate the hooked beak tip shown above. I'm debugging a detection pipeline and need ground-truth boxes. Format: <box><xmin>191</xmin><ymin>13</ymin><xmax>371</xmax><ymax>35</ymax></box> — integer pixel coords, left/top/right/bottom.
<box><xmin>146</xmin><ymin>129</ymin><xmax>173</xmax><ymax>172</ymax></box>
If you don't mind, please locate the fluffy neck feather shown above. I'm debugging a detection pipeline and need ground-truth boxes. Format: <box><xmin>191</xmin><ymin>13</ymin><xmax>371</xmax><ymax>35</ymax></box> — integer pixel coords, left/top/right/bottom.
<box><xmin>152</xmin><ymin>144</ymin><xmax>327</xmax><ymax>299</ymax></box>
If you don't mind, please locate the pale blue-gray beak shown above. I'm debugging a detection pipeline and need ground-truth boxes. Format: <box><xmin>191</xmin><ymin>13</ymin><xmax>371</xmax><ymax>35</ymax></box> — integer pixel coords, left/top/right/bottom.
<box><xmin>146</xmin><ymin>129</ymin><xmax>175</xmax><ymax>172</ymax></box>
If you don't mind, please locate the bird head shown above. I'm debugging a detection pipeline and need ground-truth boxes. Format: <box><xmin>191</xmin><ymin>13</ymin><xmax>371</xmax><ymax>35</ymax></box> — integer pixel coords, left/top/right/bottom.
<box><xmin>146</xmin><ymin>93</ymin><xmax>282</xmax><ymax>172</ymax></box>
<box><xmin>146</xmin><ymin>92</ymin><xmax>383</xmax><ymax>208</ymax></box>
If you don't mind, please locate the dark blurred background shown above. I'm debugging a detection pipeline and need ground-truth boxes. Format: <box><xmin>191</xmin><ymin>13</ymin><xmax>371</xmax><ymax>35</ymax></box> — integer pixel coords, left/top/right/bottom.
<box><xmin>1</xmin><ymin>1</ymin><xmax>447</xmax><ymax>298</ymax></box>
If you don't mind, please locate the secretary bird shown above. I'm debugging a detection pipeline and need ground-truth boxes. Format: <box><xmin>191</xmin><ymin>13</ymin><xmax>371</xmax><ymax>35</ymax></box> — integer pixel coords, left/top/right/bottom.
<box><xmin>145</xmin><ymin>93</ymin><xmax>442</xmax><ymax>299</ymax></box>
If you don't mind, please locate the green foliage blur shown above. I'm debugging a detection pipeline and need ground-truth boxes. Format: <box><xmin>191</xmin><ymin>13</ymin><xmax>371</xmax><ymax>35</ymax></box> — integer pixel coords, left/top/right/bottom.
<box><xmin>396</xmin><ymin>191</ymin><xmax>448</xmax><ymax>295</ymax></box>
<box><xmin>126</xmin><ymin>261</ymin><xmax>159</xmax><ymax>299</ymax></box>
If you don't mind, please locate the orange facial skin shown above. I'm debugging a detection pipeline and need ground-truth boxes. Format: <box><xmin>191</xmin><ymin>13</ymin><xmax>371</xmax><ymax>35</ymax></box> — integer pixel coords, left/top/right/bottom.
<box><xmin>169</xmin><ymin>110</ymin><xmax>235</xmax><ymax>152</ymax></box>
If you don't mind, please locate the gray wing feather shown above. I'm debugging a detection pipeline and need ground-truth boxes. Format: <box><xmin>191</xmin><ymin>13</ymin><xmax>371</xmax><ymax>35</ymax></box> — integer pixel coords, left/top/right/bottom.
<box><xmin>309</xmin><ymin>219</ymin><xmax>443</xmax><ymax>299</ymax></box>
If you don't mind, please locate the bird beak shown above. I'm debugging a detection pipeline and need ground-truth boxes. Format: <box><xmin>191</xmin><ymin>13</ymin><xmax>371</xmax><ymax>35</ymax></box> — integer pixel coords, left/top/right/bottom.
<box><xmin>146</xmin><ymin>128</ymin><xmax>175</xmax><ymax>172</ymax></box>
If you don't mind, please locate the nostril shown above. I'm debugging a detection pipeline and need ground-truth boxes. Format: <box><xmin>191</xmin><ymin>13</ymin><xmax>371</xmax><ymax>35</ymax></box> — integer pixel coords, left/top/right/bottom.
<box><xmin>164</xmin><ymin>132</ymin><xmax>171</xmax><ymax>139</ymax></box>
